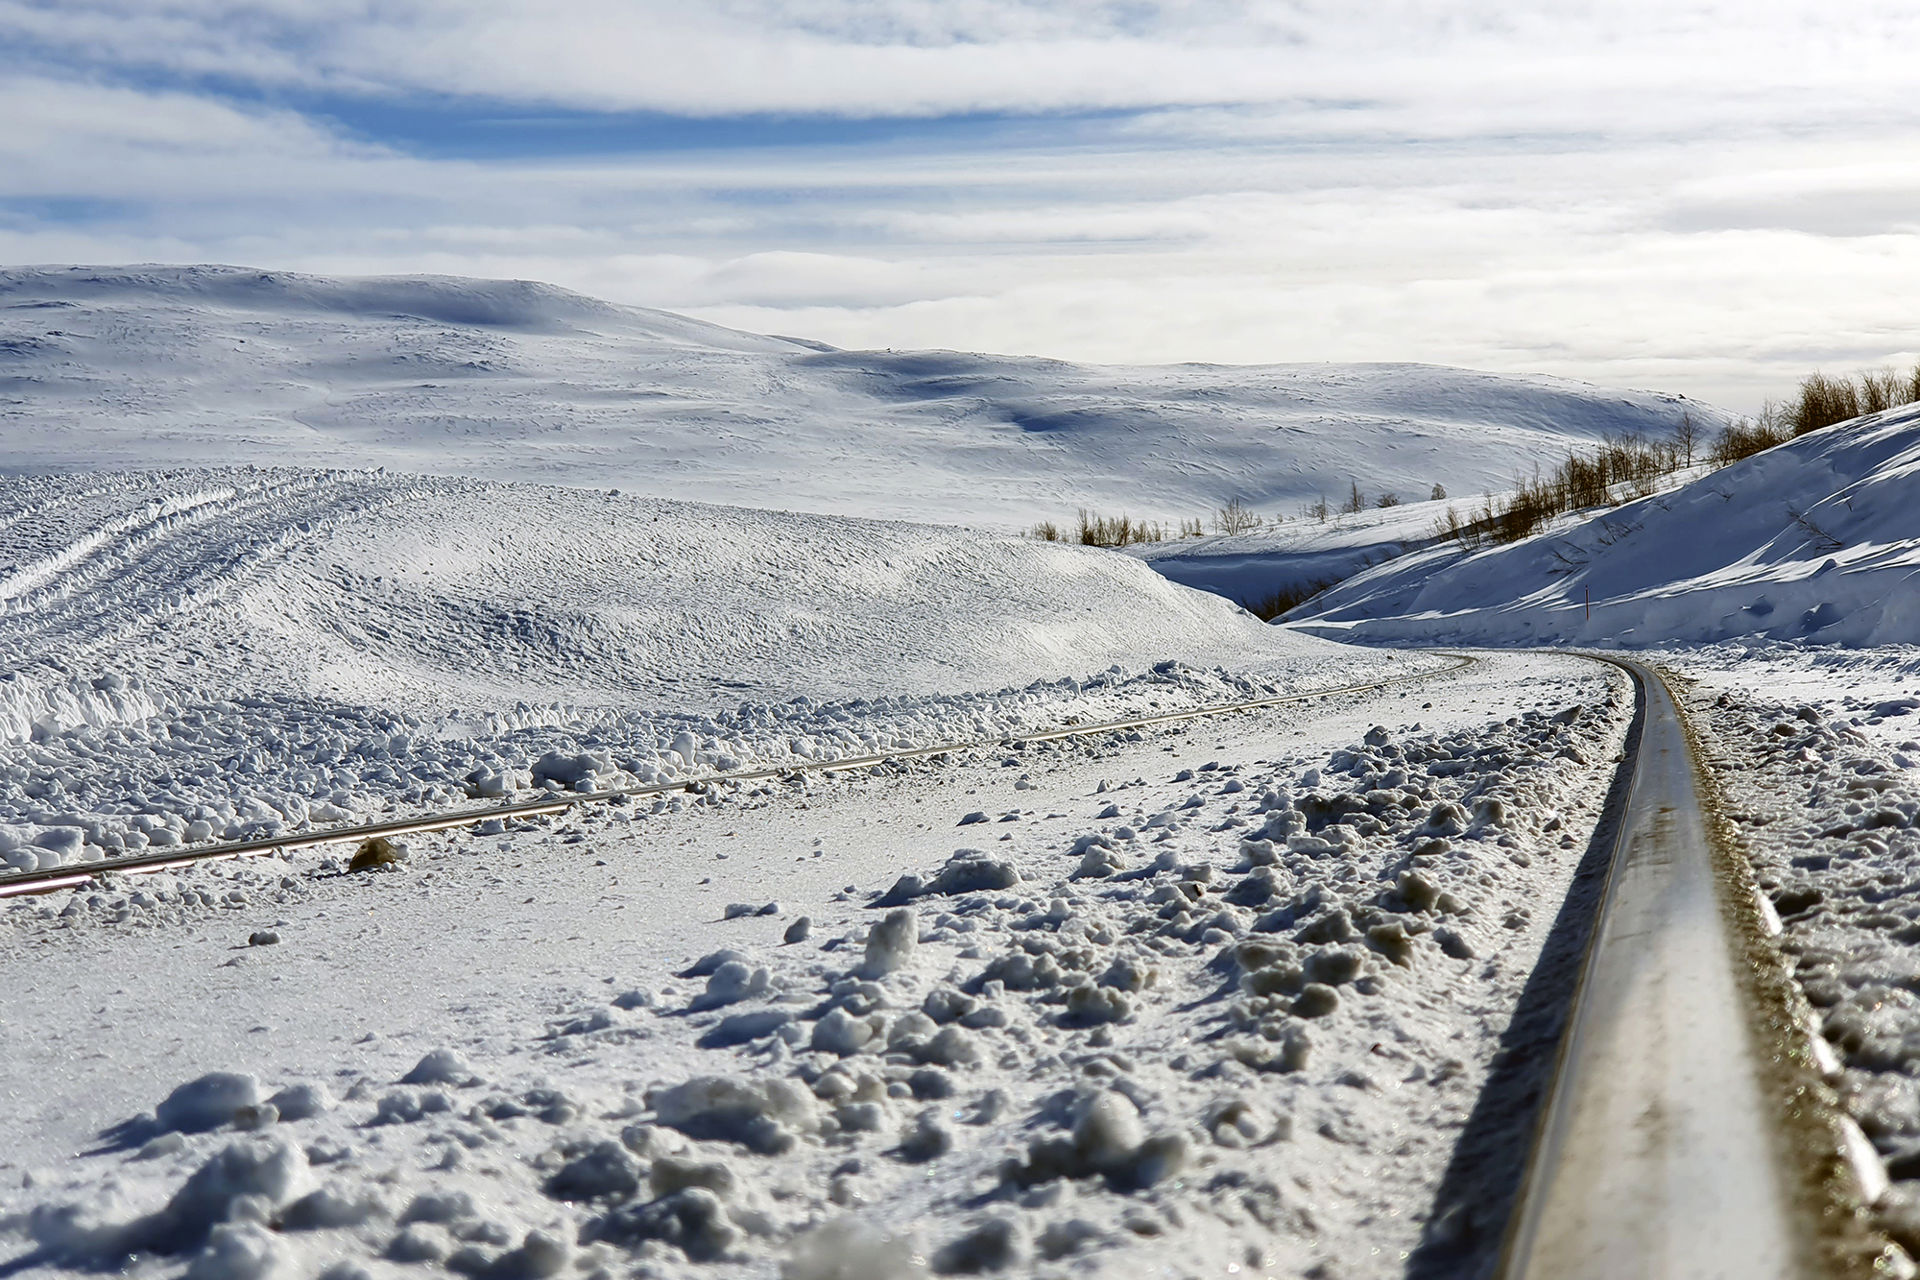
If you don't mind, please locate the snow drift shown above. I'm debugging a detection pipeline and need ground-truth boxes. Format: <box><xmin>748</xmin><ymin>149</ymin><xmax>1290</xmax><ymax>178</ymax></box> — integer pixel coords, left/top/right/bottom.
<box><xmin>0</xmin><ymin>467</ymin><xmax>1436</xmax><ymax>870</ymax></box>
<box><xmin>1290</xmin><ymin>403</ymin><xmax>1920</xmax><ymax>647</ymax></box>
<box><xmin>0</xmin><ymin>264</ymin><xmax>1723</xmax><ymax>528</ymax></box>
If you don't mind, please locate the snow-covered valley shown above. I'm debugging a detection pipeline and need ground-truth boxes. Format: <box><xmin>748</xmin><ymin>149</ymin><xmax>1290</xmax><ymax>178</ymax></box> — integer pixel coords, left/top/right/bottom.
<box><xmin>6</xmin><ymin>263</ymin><xmax>1920</xmax><ymax>1280</ymax></box>
<box><xmin>0</xmin><ymin>466</ymin><xmax>1435</xmax><ymax>874</ymax></box>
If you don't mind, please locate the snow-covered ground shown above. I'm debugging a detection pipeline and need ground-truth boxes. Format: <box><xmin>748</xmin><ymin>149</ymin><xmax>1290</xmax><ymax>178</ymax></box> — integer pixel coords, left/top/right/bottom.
<box><xmin>1664</xmin><ymin>645</ymin><xmax>1920</xmax><ymax>1258</ymax></box>
<box><xmin>0</xmin><ymin>265</ymin><xmax>1723</xmax><ymax>528</ymax></box>
<box><xmin>0</xmin><ymin>467</ymin><xmax>1442</xmax><ymax>875</ymax></box>
<box><xmin>1291</xmin><ymin>404</ymin><xmax>1920</xmax><ymax>648</ymax></box>
<box><xmin>10</xmin><ymin>259</ymin><xmax>1918</xmax><ymax>1278</ymax></box>
<box><xmin>0</xmin><ymin>653</ymin><xmax>1629</xmax><ymax>1280</ymax></box>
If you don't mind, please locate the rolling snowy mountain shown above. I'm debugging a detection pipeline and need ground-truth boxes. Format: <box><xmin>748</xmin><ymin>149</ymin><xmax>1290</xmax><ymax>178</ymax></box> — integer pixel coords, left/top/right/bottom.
<box><xmin>0</xmin><ymin>265</ymin><xmax>1726</xmax><ymax>528</ymax></box>
<box><xmin>1289</xmin><ymin>402</ymin><xmax>1920</xmax><ymax>648</ymax></box>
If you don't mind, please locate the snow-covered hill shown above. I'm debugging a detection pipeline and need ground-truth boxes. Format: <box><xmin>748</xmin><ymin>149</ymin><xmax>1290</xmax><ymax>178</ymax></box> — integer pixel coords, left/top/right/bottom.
<box><xmin>0</xmin><ymin>467</ymin><xmax>1433</xmax><ymax>869</ymax></box>
<box><xmin>1290</xmin><ymin>404</ymin><xmax>1920</xmax><ymax>647</ymax></box>
<box><xmin>0</xmin><ymin>265</ymin><xmax>1725</xmax><ymax>528</ymax></box>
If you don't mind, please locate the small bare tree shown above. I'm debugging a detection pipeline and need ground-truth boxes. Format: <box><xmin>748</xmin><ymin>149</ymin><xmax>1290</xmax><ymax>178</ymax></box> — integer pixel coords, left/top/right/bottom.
<box><xmin>1374</xmin><ymin>492</ymin><xmax>1402</xmax><ymax>508</ymax></box>
<box><xmin>1340</xmin><ymin>481</ymin><xmax>1365</xmax><ymax>515</ymax></box>
<box><xmin>1306</xmin><ymin>495</ymin><xmax>1330</xmax><ymax>523</ymax></box>
<box><xmin>1673</xmin><ymin>411</ymin><xmax>1700</xmax><ymax>467</ymax></box>
<box><xmin>1215</xmin><ymin>497</ymin><xmax>1260</xmax><ymax>536</ymax></box>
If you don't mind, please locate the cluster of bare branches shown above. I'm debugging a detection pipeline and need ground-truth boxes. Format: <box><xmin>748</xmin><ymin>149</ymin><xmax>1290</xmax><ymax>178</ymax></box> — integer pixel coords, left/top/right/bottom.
<box><xmin>1434</xmin><ymin>361</ymin><xmax>1920</xmax><ymax>550</ymax></box>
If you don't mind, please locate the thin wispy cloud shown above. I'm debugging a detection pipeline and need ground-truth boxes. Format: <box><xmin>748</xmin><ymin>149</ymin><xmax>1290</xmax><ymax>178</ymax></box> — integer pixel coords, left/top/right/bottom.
<box><xmin>3</xmin><ymin>1</ymin><xmax>1918</xmax><ymax>407</ymax></box>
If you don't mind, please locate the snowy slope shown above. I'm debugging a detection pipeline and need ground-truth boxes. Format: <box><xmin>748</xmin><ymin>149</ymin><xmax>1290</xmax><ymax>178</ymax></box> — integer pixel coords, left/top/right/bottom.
<box><xmin>1291</xmin><ymin>404</ymin><xmax>1920</xmax><ymax>647</ymax></box>
<box><xmin>0</xmin><ymin>467</ymin><xmax>1439</xmax><ymax>870</ymax></box>
<box><xmin>0</xmin><ymin>265</ymin><xmax>1725</xmax><ymax>528</ymax></box>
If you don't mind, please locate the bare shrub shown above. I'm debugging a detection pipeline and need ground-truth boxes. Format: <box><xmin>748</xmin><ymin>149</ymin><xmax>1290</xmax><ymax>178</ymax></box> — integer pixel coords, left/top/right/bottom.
<box><xmin>1214</xmin><ymin>498</ymin><xmax>1260</xmax><ymax>536</ymax></box>
<box><xmin>1792</xmin><ymin>372</ymin><xmax>1862</xmax><ymax>435</ymax></box>
<box><xmin>1075</xmin><ymin>509</ymin><xmax>1166</xmax><ymax>547</ymax></box>
<box><xmin>1860</xmin><ymin>368</ymin><xmax>1906</xmax><ymax>415</ymax></box>
<box><xmin>1674</xmin><ymin>412</ymin><xmax>1701</xmax><ymax>466</ymax></box>
<box><xmin>1709</xmin><ymin>417</ymin><xmax>1790</xmax><ymax>466</ymax></box>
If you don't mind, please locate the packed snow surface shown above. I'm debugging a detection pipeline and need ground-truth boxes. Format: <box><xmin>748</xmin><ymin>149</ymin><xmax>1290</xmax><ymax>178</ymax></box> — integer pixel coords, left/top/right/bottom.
<box><xmin>0</xmin><ymin>265</ymin><xmax>1722</xmax><ymax>527</ymax></box>
<box><xmin>0</xmin><ymin>654</ymin><xmax>1631</xmax><ymax>1280</ymax></box>
<box><xmin>1292</xmin><ymin>405</ymin><xmax>1920</xmax><ymax>647</ymax></box>
<box><xmin>0</xmin><ymin>466</ymin><xmax>1441</xmax><ymax>873</ymax></box>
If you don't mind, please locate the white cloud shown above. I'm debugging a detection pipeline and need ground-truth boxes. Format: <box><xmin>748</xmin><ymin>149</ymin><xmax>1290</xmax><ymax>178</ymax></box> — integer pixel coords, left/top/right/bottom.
<box><xmin>10</xmin><ymin>0</ymin><xmax>1920</xmax><ymax>119</ymax></box>
<box><xmin>5</xmin><ymin>7</ymin><xmax>1920</xmax><ymax>412</ymax></box>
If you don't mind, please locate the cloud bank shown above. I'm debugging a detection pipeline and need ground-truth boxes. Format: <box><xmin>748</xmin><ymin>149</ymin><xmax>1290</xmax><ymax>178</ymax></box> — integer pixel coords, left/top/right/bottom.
<box><xmin>4</xmin><ymin>0</ymin><xmax>1919</xmax><ymax>408</ymax></box>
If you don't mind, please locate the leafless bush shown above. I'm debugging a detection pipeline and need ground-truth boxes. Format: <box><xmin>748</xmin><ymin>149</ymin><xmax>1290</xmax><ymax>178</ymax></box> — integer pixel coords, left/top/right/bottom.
<box><xmin>1215</xmin><ymin>497</ymin><xmax>1260</xmax><ymax>535</ymax></box>
<box><xmin>1076</xmin><ymin>508</ymin><xmax>1166</xmax><ymax>547</ymax></box>
<box><xmin>1792</xmin><ymin>373</ymin><xmax>1862</xmax><ymax>435</ymax></box>
<box><xmin>1709</xmin><ymin>416</ymin><xmax>1790</xmax><ymax>465</ymax></box>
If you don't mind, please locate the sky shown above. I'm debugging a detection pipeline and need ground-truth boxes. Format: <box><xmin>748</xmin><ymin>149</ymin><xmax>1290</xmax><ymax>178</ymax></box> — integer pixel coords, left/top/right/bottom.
<box><xmin>4</xmin><ymin>1</ymin><xmax>1920</xmax><ymax>411</ymax></box>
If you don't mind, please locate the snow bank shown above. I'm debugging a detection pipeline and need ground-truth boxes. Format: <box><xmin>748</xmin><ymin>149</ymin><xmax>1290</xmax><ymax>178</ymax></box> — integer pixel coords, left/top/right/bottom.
<box><xmin>1685</xmin><ymin>673</ymin><xmax>1920</xmax><ymax>1260</ymax></box>
<box><xmin>0</xmin><ymin>466</ymin><xmax>1437</xmax><ymax>874</ymax></box>
<box><xmin>0</xmin><ymin>265</ymin><xmax>1721</xmax><ymax>528</ymax></box>
<box><xmin>1293</xmin><ymin>405</ymin><xmax>1920</xmax><ymax>647</ymax></box>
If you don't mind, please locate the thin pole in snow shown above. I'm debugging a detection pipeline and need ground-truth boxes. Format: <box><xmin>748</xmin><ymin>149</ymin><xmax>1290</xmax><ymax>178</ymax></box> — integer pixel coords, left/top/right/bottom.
<box><xmin>1585</xmin><ymin>587</ymin><xmax>1591</xmax><ymax>621</ymax></box>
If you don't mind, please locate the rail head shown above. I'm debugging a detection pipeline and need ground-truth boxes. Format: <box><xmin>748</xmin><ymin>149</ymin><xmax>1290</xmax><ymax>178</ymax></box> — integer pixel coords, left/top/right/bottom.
<box><xmin>1499</xmin><ymin>654</ymin><xmax>1887</xmax><ymax>1280</ymax></box>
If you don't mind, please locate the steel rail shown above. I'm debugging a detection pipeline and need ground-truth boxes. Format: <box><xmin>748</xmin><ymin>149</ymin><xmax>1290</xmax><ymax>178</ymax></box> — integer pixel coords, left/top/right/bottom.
<box><xmin>1499</xmin><ymin>654</ymin><xmax>1820</xmax><ymax>1279</ymax></box>
<box><xmin>0</xmin><ymin>654</ymin><xmax>1475</xmax><ymax>899</ymax></box>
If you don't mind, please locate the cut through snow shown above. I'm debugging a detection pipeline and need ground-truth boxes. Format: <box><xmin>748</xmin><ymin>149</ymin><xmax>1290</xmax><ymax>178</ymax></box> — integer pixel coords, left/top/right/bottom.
<box><xmin>1295</xmin><ymin>403</ymin><xmax>1920</xmax><ymax>648</ymax></box>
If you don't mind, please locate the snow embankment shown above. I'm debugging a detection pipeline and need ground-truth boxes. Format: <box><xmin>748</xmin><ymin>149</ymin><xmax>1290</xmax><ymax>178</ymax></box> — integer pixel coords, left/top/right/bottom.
<box><xmin>1675</xmin><ymin>658</ymin><xmax>1920</xmax><ymax>1258</ymax></box>
<box><xmin>1290</xmin><ymin>404</ymin><xmax>1920</xmax><ymax>648</ymax></box>
<box><xmin>0</xmin><ymin>468</ymin><xmax>1433</xmax><ymax>873</ymax></box>
<box><xmin>0</xmin><ymin>264</ymin><xmax>1723</xmax><ymax>527</ymax></box>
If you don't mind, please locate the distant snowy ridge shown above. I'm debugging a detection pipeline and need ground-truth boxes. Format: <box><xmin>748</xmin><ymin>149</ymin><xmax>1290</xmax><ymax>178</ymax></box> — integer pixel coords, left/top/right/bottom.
<box><xmin>0</xmin><ymin>264</ymin><xmax>1727</xmax><ymax>528</ymax></box>
<box><xmin>1291</xmin><ymin>403</ymin><xmax>1920</xmax><ymax>647</ymax></box>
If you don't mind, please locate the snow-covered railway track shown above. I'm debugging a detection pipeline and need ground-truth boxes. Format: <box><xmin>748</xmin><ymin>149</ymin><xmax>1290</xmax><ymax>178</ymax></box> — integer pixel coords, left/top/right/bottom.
<box><xmin>0</xmin><ymin>654</ymin><xmax>1476</xmax><ymax>899</ymax></box>
<box><xmin>1499</xmin><ymin>655</ymin><xmax>1846</xmax><ymax>1279</ymax></box>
